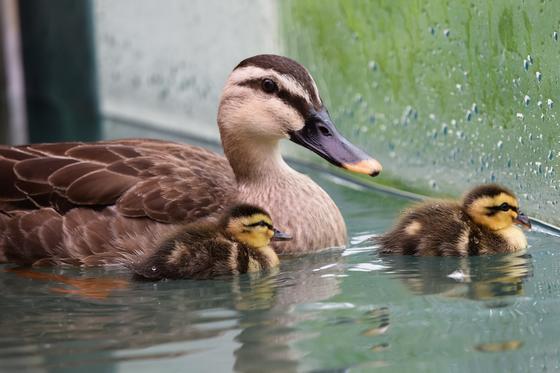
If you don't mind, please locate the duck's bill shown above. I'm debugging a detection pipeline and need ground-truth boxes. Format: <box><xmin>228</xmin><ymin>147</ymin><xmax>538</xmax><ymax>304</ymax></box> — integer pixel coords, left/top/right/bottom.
<box><xmin>514</xmin><ymin>212</ymin><xmax>532</xmax><ymax>229</ymax></box>
<box><xmin>271</xmin><ymin>228</ymin><xmax>292</xmax><ymax>241</ymax></box>
<box><xmin>289</xmin><ymin>108</ymin><xmax>382</xmax><ymax>177</ymax></box>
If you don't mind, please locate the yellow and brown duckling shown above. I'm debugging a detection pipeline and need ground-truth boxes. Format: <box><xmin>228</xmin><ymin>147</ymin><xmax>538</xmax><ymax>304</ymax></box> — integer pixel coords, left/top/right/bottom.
<box><xmin>133</xmin><ymin>204</ymin><xmax>291</xmax><ymax>280</ymax></box>
<box><xmin>377</xmin><ymin>184</ymin><xmax>531</xmax><ymax>256</ymax></box>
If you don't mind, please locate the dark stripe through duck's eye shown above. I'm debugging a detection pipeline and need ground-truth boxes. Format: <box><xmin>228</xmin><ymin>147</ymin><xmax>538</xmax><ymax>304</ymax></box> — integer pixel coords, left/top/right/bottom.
<box><xmin>261</xmin><ymin>79</ymin><xmax>278</xmax><ymax>93</ymax></box>
<box><xmin>500</xmin><ymin>203</ymin><xmax>510</xmax><ymax>211</ymax></box>
<box><xmin>245</xmin><ymin>221</ymin><xmax>274</xmax><ymax>229</ymax></box>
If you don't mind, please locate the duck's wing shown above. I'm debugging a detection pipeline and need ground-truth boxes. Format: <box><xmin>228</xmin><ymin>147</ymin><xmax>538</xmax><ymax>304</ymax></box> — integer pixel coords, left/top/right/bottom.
<box><xmin>0</xmin><ymin>139</ymin><xmax>237</xmax><ymax>265</ymax></box>
<box><xmin>0</xmin><ymin>139</ymin><xmax>236</xmax><ymax>222</ymax></box>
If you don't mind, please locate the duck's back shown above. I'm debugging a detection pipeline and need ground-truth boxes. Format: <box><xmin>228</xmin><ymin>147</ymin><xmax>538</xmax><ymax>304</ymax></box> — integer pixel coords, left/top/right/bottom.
<box><xmin>0</xmin><ymin>139</ymin><xmax>236</xmax><ymax>265</ymax></box>
<box><xmin>377</xmin><ymin>201</ymin><xmax>476</xmax><ymax>256</ymax></box>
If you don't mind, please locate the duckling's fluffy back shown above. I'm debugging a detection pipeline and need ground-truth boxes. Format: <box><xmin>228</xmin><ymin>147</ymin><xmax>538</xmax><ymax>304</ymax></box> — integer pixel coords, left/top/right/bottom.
<box><xmin>132</xmin><ymin>221</ymin><xmax>239</xmax><ymax>280</ymax></box>
<box><xmin>377</xmin><ymin>200</ymin><xmax>474</xmax><ymax>256</ymax></box>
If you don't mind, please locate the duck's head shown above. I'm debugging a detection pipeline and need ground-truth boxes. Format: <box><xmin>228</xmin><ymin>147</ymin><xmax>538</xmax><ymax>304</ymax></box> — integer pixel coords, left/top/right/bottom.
<box><xmin>218</xmin><ymin>54</ymin><xmax>382</xmax><ymax>176</ymax></box>
<box><xmin>463</xmin><ymin>184</ymin><xmax>531</xmax><ymax>231</ymax></box>
<box><xmin>222</xmin><ymin>204</ymin><xmax>292</xmax><ymax>249</ymax></box>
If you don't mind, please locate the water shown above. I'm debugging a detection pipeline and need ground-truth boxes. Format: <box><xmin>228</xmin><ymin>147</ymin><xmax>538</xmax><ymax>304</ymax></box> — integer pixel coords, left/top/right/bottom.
<box><xmin>1</xmin><ymin>165</ymin><xmax>560</xmax><ymax>372</ymax></box>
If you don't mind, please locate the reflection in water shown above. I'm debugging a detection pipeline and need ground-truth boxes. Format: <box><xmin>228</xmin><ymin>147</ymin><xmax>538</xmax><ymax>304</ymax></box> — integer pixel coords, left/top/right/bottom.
<box><xmin>474</xmin><ymin>340</ymin><xmax>523</xmax><ymax>353</ymax></box>
<box><xmin>379</xmin><ymin>253</ymin><xmax>533</xmax><ymax>302</ymax></box>
<box><xmin>0</xmin><ymin>249</ymin><xmax>345</xmax><ymax>372</ymax></box>
<box><xmin>5</xmin><ymin>267</ymin><xmax>130</xmax><ymax>300</ymax></box>
<box><xmin>233</xmin><ymin>250</ymin><xmax>345</xmax><ymax>373</ymax></box>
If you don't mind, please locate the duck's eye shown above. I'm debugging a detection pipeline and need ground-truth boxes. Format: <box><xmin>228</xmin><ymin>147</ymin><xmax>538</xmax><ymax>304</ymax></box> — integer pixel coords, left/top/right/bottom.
<box><xmin>261</xmin><ymin>79</ymin><xmax>278</xmax><ymax>94</ymax></box>
<box><xmin>499</xmin><ymin>203</ymin><xmax>510</xmax><ymax>211</ymax></box>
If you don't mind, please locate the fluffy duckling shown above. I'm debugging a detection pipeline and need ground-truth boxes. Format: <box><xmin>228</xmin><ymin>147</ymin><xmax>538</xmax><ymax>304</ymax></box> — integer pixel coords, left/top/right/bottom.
<box><xmin>377</xmin><ymin>184</ymin><xmax>531</xmax><ymax>256</ymax></box>
<box><xmin>133</xmin><ymin>204</ymin><xmax>291</xmax><ymax>280</ymax></box>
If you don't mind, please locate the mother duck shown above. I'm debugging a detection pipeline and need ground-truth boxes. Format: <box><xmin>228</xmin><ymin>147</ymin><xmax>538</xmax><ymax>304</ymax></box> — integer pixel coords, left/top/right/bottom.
<box><xmin>0</xmin><ymin>55</ymin><xmax>381</xmax><ymax>265</ymax></box>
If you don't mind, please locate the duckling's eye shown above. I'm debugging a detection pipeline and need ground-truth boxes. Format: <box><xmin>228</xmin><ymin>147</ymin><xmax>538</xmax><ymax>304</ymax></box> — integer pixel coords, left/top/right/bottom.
<box><xmin>261</xmin><ymin>79</ymin><xmax>278</xmax><ymax>94</ymax></box>
<box><xmin>499</xmin><ymin>203</ymin><xmax>510</xmax><ymax>211</ymax></box>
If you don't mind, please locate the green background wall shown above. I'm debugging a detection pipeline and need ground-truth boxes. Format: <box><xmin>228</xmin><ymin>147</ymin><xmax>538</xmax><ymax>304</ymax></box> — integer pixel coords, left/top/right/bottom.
<box><xmin>281</xmin><ymin>0</ymin><xmax>560</xmax><ymax>225</ymax></box>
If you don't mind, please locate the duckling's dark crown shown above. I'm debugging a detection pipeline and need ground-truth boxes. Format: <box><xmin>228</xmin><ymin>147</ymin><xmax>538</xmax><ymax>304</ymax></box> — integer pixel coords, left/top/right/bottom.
<box><xmin>463</xmin><ymin>184</ymin><xmax>516</xmax><ymax>206</ymax></box>
<box><xmin>235</xmin><ymin>54</ymin><xmax>320</xmax><ymax>108</ymax></box>
<box><xmin>225</xmin><ymin>203</ymin><xmax>271</xmax><ymax>220</ymax></box>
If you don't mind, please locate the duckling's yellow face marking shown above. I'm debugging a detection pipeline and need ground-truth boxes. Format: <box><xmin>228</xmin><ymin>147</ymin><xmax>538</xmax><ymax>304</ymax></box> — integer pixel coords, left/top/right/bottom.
<box><xmin>227</xmin><ymin>213</ymin><xmax>275</xmax><ymax>249</ymax></box>
<box><xmin>467</xmin><ymin>192</ymin><xmax>520</xmax><ymax>231</ymax></box>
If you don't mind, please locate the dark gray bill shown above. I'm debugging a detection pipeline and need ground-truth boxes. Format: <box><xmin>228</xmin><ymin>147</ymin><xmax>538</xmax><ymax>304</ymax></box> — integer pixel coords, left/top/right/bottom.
<box><xmin>289</xmin><ymin>107</ymin><xmax>382</xmax><ymax>176</ymax></box>
<box><xmin>514</xmin><ymin>212</ymin><xmax>532</xmax><ymax>229</ymax></box>
<box><xmin>271</xmin><ymin>228</ymin><xmax>292</xmax><ymax>241</ymax></box>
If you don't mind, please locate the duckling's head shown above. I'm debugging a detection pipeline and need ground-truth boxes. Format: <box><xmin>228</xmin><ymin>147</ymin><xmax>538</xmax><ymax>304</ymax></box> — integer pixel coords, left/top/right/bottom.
<box><xmin>218</xmin><ymin>54</ymin><xmax>382</xmax><ymax>176</ymax></box>
<box><xmin>221</xmin><ymin>204</ymin><xmax>292</xmax><ymax>249</ymax></box>
<box><xmin>463</xmin><ymin>184</ymin><xmax>531</xmax><ymax>231</ymax></box>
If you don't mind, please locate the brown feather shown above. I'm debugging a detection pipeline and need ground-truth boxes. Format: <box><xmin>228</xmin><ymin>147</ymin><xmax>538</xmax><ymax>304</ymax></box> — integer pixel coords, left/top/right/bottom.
<box><xmin>0</xmin><ymin>147</ymin><xmax>37</xmax><ymax>161</ymax></box>
<box><xmin>0</xmin><ymin>158</ymin><xmax>26</xmax><ymax>201</ymax></box>
<box><xmin>24</xmin><ymin>142</ymin><xmax>84</xmax><ymax>156</ymax></box>
<box><xmin>48</xmin><ymin>162</ymin><xmax>106</xmax><ymax>190</ymax></box>
<box><xmin>66</xmin><ymin>169</ymin><xmax>139</xmax><ymax>205</ymax></box>
<box><xmin>14</xmin><ymin>158</ymin><xmax>78</xmax><ymax>183</ymax></box>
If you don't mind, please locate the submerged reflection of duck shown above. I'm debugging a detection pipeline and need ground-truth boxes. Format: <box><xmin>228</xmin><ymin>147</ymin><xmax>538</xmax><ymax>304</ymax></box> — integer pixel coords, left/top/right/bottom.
<box><xmin>377</xmin><ymin>184</ymin><xmax>532</xmax><ymax>256</ymax></box>
<box><xmin>379</xmin><ymin>252</ymin><xmax>533</xmax><ymax>301</ymax></box>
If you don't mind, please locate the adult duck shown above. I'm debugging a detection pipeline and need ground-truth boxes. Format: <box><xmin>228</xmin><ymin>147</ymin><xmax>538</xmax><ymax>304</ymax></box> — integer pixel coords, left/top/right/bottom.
<box><xmin>0</xmin><ymin>54</ymin><xmax>381</xmax><ymax>263</ymax></box>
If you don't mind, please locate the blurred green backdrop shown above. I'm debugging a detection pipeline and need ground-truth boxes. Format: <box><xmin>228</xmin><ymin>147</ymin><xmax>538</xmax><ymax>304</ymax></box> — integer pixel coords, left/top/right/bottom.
<box><xmin>281</xmin><ymin>0</ymin><xmax>559</xmax><ymax>225</ymax></box>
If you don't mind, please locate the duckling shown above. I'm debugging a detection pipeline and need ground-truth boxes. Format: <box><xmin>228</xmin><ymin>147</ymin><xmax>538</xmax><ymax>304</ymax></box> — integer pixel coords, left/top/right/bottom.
<box><xmin>133</xmin><ymin>204</ymin><xmax>291</xmax><ymax>280</ymax></box>
<box><xmin>0</xmin><ymin>54</ymin><xmax>382</xmax><ymax>263</ymax></box>
<box><xmin>377</xmin><ymin>184</ymin><xmax>531</xmax><ymax>256</ymax></box>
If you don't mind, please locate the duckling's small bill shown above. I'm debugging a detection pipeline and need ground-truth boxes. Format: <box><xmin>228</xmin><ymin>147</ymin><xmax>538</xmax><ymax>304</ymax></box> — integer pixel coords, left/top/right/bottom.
<box><xmin>271</xmin><ymin>229</ymin><xmax>292</xmax><ymax>241</ymax></box>
<box><xmin>514</xmin><ymin>212</ymin><xmax>532</xmax><ymax>229</ymax></box>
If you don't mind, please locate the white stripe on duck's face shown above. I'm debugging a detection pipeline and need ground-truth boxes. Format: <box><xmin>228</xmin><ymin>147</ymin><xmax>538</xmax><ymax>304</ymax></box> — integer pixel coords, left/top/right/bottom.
<box><xmin>218</xmin><ymin>66</ymin><xmax>321</xmax><ymax>139</ymax></box>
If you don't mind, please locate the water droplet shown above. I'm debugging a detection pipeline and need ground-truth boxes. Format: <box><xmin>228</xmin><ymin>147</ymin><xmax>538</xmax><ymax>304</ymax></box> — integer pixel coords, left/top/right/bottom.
<box><xmin>527</xmin><ymin>55</ymin><xmax>533</xmax><ymax>64</ymax></box>
<box><xmin>547</xmin><ymin>98</ymin><xmax>554</xmax><ymax>109</ymax></box>
<box><xmin>537</xmin><ymin>100</ymin><xmax>543</xmax><ymax>108</ymax></box>
<box><xmin>368</xmin><ymin>114</ymin><xmax>376</xmax><ymax>124</ymax></box>
<box><xmin>523</xmin><ymin>59</ymin><xmax>529</xmax><ymax>71</ymax></box>
<box><xmin>516</xmin><ymin>113</ymin><xmax>524</xmax><ymax>120</ymax></box>
<box><xmin>471</xmin><ymin>103</ymin><xmax>478</xmax><ymax>114</ymax></box>
<box><xmin>429</xmin><ymin>180</ymin><xmax>438</xmax><ymax>189</ymax></box>
<box><xmin>536</xmin><ymin>71</ymin><xmax>542</xmax><ymax>82</ymax></box>
<box><xmin>497</xmin><ymin>140</ymin><xmax>504</xmax><ymax>149</ymax></box>
<box><xmin>456</xmin><ymin>84</ymin><xmax>463</xmax><ymax>92</ymax></box>
<box><xmin>443</xmin><ymin>29</ymin><xmax>450</xmax><ymax>37</ymax></box>
<box><xmin>442</xmin><ymin>123</ymin><xmax>448</xmax><ymax>135</ymax></box>
<box><xmin>429</xmin><ymin>26</ymin><xmax>435</xmax><ymax>35</ymax></box>
<box><xmin>554</xmin><ymin>31</ymin><xmax>559</xmax><ymax>41</ymax></box>
<box><xmin>466</xmin><ymin>110</ymin><xmax>472</xmax><ymax>121</ymax></box>
<box><xmin>548</xmin><ymin>150</ymin><xmax>555</xmax><ymax>160</ymax></box>
<box><xmin>429</xmin><ymin>113</ymin><xmax>436</xmax><ymax>120</ymax></box>
<box><xmin>367</xmin><ymin>61</ymin><xmax>378</xmax><ymax>71</ymax></box>
<box><xmin>524</xmin><ymin>95</ymin><xmax>531</xmax><ymax>106</ymax></box>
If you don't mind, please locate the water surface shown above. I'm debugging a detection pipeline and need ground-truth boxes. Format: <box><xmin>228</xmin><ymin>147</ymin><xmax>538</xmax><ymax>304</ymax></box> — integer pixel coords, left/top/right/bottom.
<box><xmin>1</xmin><ymin>166</ymin><xmax>559</xmax><ymax>372</ymax></box>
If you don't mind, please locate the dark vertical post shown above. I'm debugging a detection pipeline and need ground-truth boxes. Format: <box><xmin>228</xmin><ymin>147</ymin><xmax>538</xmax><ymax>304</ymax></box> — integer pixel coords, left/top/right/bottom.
<box><xmin>18</xmin><ymin>0</ymin><xmax>100</xmax><ymax>142</ymax></box>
